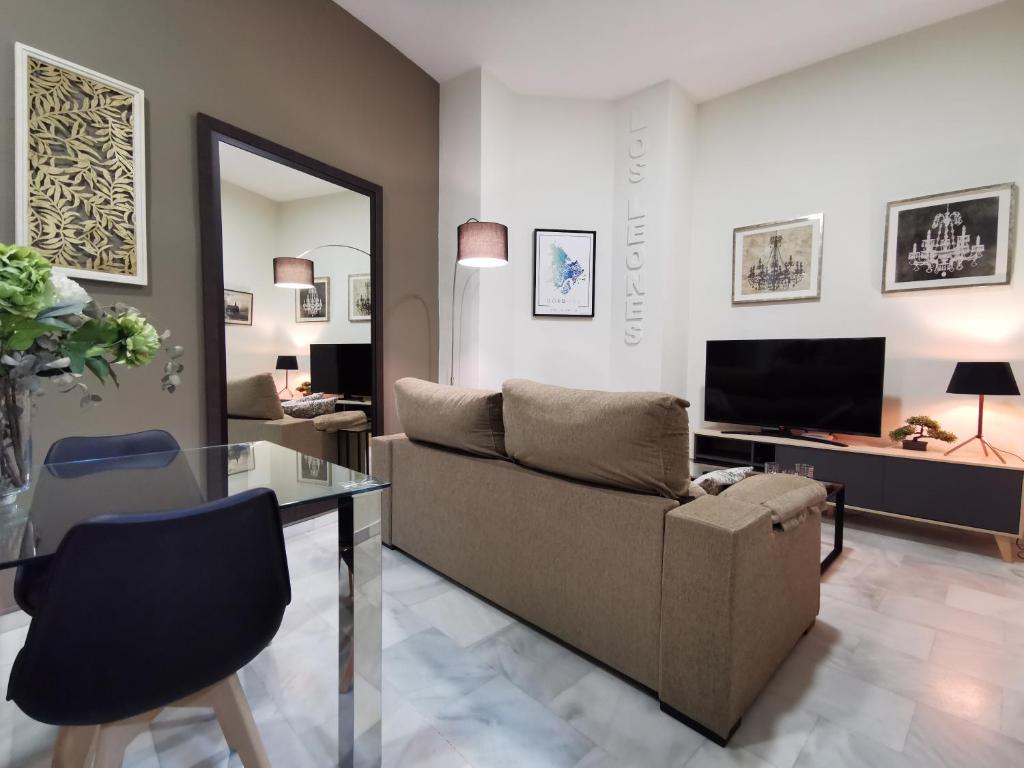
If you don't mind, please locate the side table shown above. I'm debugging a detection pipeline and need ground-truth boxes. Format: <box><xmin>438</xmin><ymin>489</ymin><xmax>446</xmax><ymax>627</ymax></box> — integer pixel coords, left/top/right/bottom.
<box><xmin>818</xmin><ymin>480</ymin><xmax>845</xmax><ymax>574</ymax></box>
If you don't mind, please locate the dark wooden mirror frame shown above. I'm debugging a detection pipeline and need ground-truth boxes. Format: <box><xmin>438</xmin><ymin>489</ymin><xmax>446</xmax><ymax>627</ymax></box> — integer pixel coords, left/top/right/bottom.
<box><xmin>196</xmin><ymin>114</ymin><xmax>384</xmax><ymax>443</ymax></box>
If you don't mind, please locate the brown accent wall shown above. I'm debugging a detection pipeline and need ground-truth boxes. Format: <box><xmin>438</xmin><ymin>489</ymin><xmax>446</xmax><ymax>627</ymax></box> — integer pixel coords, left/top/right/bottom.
<box><xmin>0</xmin><ymin>0</ymin><xmax>439</xmax><ymax>451</ymax></box>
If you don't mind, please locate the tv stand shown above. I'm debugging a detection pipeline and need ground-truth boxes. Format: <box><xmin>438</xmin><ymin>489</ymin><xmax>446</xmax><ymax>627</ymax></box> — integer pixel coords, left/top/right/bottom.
<box><xmin>720</xmin><ymin>428</ymin><xmax>847</xmax><ymax>447</ymax></box>
<box><xmin>693</xmin><ymin>428</ymin><xmax>1024</xmax><ymax>562</ymax></box>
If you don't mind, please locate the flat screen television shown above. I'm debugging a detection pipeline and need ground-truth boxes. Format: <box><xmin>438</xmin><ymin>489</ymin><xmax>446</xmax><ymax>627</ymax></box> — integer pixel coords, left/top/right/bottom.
<box><xmin>704</xmin><ymin>337</ymin><xmax>886</xmax><ymax>441</ymax></box>
<box><xmin>310</xmin><ymin>343</ymin><xmax>372</xmax><ymax>399</ymax></box>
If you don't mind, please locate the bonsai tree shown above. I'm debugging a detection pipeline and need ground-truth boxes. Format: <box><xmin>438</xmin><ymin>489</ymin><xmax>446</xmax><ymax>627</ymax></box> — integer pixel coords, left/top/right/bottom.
<box><xmin>889</xmin><ymin>415</ymin><xmax>957</xmax><ymax>446</ymax></box>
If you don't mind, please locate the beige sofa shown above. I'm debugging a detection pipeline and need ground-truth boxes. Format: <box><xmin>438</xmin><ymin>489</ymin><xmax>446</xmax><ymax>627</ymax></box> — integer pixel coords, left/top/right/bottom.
<box><xmin>226</xmin><ymin>373</ymin><xmax>336</xmax><ymax>462</ymax></box>
<box><xmin>372</xmin><ymin>378</ymin><xmax>824</xmax><ymax>744</ymax></box>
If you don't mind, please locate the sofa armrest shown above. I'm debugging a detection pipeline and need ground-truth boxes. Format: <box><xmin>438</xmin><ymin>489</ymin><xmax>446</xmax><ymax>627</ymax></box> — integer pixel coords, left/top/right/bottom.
<box><xmin>658</xmin><ymin>493</ymin><xmax>820</xmax><ymax>742</ymax></box>
<box><xmin>371</xmin><ymin>433</ymin><xmax>408</xmax><ymax>545</ymax></box>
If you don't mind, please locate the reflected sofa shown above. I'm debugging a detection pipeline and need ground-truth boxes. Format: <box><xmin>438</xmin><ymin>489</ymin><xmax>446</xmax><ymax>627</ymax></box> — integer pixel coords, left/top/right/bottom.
<box><xmin>226</xmin><ymin>373</ymin><xmax>336</xmax><ymax>461</ymax></box>
<box><xmin>371</xmin><ymin>377</ymin><xmax>825</xmax><ymax>744</ymax></box>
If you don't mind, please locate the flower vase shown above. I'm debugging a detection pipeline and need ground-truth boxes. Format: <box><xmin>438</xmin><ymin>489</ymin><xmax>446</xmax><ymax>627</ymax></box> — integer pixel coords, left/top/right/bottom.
<box><xmin>0</xmin><ymin>378</ymin><xmax>32</xmax><ymax>505</ymax></box>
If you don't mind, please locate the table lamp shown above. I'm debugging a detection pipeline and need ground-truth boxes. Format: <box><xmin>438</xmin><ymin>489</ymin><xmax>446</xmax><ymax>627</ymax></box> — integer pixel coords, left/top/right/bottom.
<box><xmin>276</xmin><ymin>355</ymin><xmax>299</xmax><ymax>398</ymax></box>
<box><xmin>944</xmin><ymin>361</ymin><xmax>1019</xmax><ymax>464</ymax></box>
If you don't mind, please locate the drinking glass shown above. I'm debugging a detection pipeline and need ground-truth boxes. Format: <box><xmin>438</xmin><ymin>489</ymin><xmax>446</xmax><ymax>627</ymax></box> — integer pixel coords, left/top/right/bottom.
<box><xmin>765</xmin><ymin>462</ymin><xmax>781</xmax><ymax>474</ymax></box>
<box><xmin>796</xmin><ymin>463</ymin><xmax>815</xmax><ymax>478</ymax></box>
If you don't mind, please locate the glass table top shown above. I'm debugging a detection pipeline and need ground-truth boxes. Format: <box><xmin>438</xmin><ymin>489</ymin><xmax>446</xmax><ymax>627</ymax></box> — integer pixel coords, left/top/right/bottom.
<box><xmin>0</xmin><ymin>441</ymin><xmax>388</xmax><ymax>569</ymax></box>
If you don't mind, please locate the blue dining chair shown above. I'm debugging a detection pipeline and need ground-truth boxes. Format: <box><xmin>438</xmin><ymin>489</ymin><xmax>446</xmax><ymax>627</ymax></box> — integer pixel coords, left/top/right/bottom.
<box><xmin>14</xmin><ymin>429</ymin><xmax>182</xmax><ymax>616</ymax></box>
<box><xmin>6</xmin><ymin>487</ymin><xmax>290</xmax><ymax>768</ymax></box>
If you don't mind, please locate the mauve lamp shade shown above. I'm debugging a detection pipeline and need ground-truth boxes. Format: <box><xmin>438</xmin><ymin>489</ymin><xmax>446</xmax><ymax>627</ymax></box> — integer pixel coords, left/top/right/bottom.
<box><xmin>946</xmin><ymin>362</ymin><xmax>1020</xmax><ymax>395</ymax></box>
<box><xmin>457</xmin><ymin>221</ymin><xmax>508</xmax><ymax>268</ymax></box>
<box><xmin>275</xmin><ymin>355</ymin><xmax>298</xmax><ymax>372</ymax></box>
<box><xmin>273</xmin><ymin>257</ymin><xmax>314</xmax><ymax>289</ymax></box>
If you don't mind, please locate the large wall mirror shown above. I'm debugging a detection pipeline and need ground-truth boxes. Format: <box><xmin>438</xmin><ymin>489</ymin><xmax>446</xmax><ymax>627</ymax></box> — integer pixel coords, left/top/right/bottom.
<box><xmin>197</xmin><ymin>115</ymin><xmax>383</xmax><ymax>454</ymax></box>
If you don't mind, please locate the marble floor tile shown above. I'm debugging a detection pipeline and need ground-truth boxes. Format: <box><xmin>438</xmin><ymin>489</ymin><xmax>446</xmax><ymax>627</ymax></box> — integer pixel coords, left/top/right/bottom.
<box><xmin>819</xmin><ymin>595</ymin><xmax>935</xmax><ymax>660</ymax></box>
<box><xmin>383</xmin><ymin>702</ymin><xmax>470</xmax><ymax>768</ymax></box>
<box><xmin>930</xmin><ymin>630</ymin><xmax>1024</xmax><ymax>694</ymax></box>
<box><xmin>382</xmin><ymin>628</ymin><xmax>499</xmax><ymax>716</ymax></box>
<box><xmin>408</xmin><ymin>588</ymin><xmax>513</xmax><ymax>648</ymax></box>
<box><xmin>683</xmin><ymin>740</ymin><xmax>775</xmax><ymax>768</ymax></box>
<box><xmin>1000</xmin><ymin>688</ymin><xmax>1024</xmax><ymax>745</ymax></box>
<box><xmin>844</xmin><ymin>640</ymin><xmax>1002</xmax><ymax>730</ymax></box>
<box><xmin>549</xmin><ymin>666</ymin><xmax>705</xmax><ymax>768</ymax></box>
<box><xmin>945</xmin><ymin>583</ymin><xmax>1024</xmax><ymax>626</ymax></box>
<box><xmin>903</xmin><ymin>703</ymin><xmax>1024</xmax><ymax>767</ymax></box>
<box><xmin>383</xmin><ymin>592</ymin><xmax>433</xmax><ymax>649</ymax></box>
<box><xmin>728</xmin><ymin>690</ymin><xmax>818</xmax><ymax>768</ymax></box>
<box><xmin>385</xmin><ymin>561</ymin><xmax>454</xmax><ymax>607</ymax></box>
<box><xmin>572</xmin><ymin>746</ymin><xmax>623</xmax><ymax>767</ymax></box>
<box><xmin>430</xmin><ymin>675</ymin><xmax>594</xmax><ymax>768</ymax></box>
<box><xmin>792</xmin><ymin>717</ymin><xmax>929</xmax><ymax>768</ymax></box>
<box><xmin>761</xmin><ymin>639</ymin><xmax>917</xmax><ymax>751</ymax></box>
<box><xmin>876</xmin><ymin>592</ymin><xmax>1005</xmax><ymax>643</ymax></box>
<box><xmin>468</xmin><ymin>622</ymin><xmax>593</xmax><ymax>704</ymax></box>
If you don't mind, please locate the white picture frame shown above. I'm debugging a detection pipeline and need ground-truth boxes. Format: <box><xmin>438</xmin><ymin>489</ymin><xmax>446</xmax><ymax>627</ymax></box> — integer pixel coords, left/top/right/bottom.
<box><xmin>348</xmin><ymin>273</ymin><xmax>371</xmax><ymax>322</ymax></box>
<box><xmin>882</xmin><ymin>183</ymin><xmax>1016</xmax><ymax>293</ymax></box>
<box><xmin>732</xmin><ymin>214</ymin><xmax>823</xmax><ymax>305</ymax></box>
<box><xmin>15</xmin><ymin>43</ymin><xmax>148</xmax><ymax>285</ymax></box>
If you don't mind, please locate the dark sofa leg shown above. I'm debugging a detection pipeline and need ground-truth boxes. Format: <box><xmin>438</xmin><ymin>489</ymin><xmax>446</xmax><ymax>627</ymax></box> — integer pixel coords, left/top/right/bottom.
<box><xmin>659</xmin><ymin>702</ymin><xmax>739</xmax><ymax>747</ymax></box>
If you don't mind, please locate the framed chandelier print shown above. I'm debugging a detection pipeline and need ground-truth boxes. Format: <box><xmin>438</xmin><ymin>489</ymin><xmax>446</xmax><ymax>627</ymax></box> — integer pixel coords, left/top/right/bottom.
<box><xmin>732</xmin><ymin>213</ymin><xmax>823</xmax><ymax>305</ymax></box>
<box><xmin>296</xmin><ymin>276</ymin><xmax>330</xmax><ymax>322</ymax></box>
<box><xmin>348</xmin><ymin>273</ymin><xmax>371</xmax><ymax>321</ymax></box>
<box><xmin>882</xmin><ymin>183</ymin><xmax>1016</xmax><ymax>293</ymax></box>
<box><xmin>15</xmin><ymin>43</ymin><xmax>148</xmax><ymax>285</ymax></box>
<box><xmin>533</xmin><ymin>228</ymin><xmax>596</xmax><ymax>317</ymax></box>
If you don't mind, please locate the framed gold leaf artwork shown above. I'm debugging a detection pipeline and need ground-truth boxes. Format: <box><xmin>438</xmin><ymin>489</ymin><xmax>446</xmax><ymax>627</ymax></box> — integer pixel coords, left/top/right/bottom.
<box><xmin>14</xmin><ymin>43</ymin><xmax>147</xmax><ymax>285</ymax></box>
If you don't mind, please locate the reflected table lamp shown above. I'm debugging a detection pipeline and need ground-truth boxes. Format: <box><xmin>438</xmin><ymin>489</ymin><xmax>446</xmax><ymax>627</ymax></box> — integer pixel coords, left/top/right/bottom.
<box><xmin>944</xmin><ymin>361</ymin><xmax>1019</xmax><ymax>464</ymax></box>
<box><xmin>276</xmin><ymin>355</ymin><xmax>299</xmax><ymax>399</ymax></box>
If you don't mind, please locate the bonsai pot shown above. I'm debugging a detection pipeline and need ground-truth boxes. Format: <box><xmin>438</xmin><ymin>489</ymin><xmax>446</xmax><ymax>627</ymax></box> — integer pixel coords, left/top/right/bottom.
<box><xmin>902</xmin><ymin>439</ymin><xmax>928</xmax><ymax>452</ymax></box>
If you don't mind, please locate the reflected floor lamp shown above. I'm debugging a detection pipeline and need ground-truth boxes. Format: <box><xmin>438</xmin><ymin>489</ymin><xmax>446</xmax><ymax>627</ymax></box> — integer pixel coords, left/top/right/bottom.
<box><xmin>944</xmin><ymin>361</ymin><xmax>1020</xmax><ymax>464</ymax></box>
<box><xmin>450</xmin><ymin>220</ymin><xmax>509</xmax><ymax>385</ymax></box>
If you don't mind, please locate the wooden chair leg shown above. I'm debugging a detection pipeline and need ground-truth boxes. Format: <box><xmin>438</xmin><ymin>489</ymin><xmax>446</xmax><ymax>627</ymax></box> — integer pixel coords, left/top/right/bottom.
<box><xmin>92</xmin><ymin>710</ymin><xmax>159</xmax><ymax>768</ymax></box>
<box><xmin>207</xmin><ymin>674</ymin><xmax>271</xmax><ymax>768</ymax></box>
<box><xmin>52</xmin><ymin>725</ymin><xmax>98</xmax><ymax>768</ymax></box>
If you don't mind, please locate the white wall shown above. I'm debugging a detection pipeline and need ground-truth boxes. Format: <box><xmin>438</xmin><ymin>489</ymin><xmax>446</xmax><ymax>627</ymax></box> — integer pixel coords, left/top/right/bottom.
<box><xmin>438</xmin><ymin>3</ymin><xmax>1024</xmax><ymax>458</ymax></box>
<box><xmin>687</xmin><ymin>0</ymin><xmax>1024</xmax><ymax>457</ymax></box>
<box><xmin>222</xmin><ymin>182</ymin><xmax>371</xmax><ymax>390</ymax></box>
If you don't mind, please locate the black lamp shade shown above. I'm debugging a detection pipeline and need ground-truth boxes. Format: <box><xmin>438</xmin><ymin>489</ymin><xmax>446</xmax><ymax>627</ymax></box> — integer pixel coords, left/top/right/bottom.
<box><xmin>276</xmin><ymin>355</ymin><xmax>298</xmax><ymax>372</ymax></box>
<box><xmin>946</xmin><ymin>362</ymin><xmax>1019</xmax><ymax>395</ymax></box>
<box><xmin>457</xmin><ymin>221</ymin><xmax>508</xmax><ymax>268</ymax></box>
<box><xmin>273</xmin><ymin>257</ymin><xmax>315</xmax><ymax>289</ymax></box>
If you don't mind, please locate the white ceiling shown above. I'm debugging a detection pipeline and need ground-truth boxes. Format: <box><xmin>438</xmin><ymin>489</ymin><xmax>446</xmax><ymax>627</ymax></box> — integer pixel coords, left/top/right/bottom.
<box><xmin>218</xmin><ymin>144</ymin><xmax>346</xmax><ymax>202</ymax></box>
<box><xmin>335</xmin><ymin>0</ymin><xmax>1002</xmax><ymax>101</ymax></box>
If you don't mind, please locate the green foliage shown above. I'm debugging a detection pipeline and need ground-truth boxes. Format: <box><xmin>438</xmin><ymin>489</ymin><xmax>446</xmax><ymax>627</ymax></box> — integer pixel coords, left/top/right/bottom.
<box><xmin>0</xmin><ymin>242</ymin><xmax>181</xmax><ymax>405</ymax></box>
<box><xmin>0</xmin><ymin>244</ymin><xmax>53</xmax><ymax>319</ymax></box>
<box><xmin>889</xmin><ymin>415</ymin><xmax>957</xmax><ymax>444</ymax></box>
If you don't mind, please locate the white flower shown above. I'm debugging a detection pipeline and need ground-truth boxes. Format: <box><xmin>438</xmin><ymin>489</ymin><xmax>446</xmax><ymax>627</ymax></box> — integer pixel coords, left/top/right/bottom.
<box><xmin>48</xmin><ymin>273</ymin><xmax>91</xmax><ymax>309</ymax></box>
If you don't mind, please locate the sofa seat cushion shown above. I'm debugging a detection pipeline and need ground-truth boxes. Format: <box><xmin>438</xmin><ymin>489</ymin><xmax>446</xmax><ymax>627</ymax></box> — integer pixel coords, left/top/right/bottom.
<box><xmin>720</xmin><ymin>473</ymin><xmax>828</xmax><ymax>530</ymax></box>
<box><xmin>502</xmin><ymin>379</ymin><xmax>690</xmax><ymax>498</ymax></box>
<box><xmin>313</xmin><ymin>411</ymin><xmax>368</xmax><ymax>432</ymax></box>
<box><xmin>394</xmin><ymin>377</ymin><xmax>506</xmax><ymax>458</ymax></box>
<box><xmin>226</xmin><ymin>373</ymin><xmax>285</xmax><ymax>420</ymax></box>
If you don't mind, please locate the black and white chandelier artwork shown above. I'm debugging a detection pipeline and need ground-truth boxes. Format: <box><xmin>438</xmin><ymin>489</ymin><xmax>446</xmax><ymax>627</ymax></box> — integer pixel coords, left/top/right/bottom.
<box><xmin>746</xmin><ymin>234</ymin><xmax>805</xmax><ymax>292</ymax></box>
<box><xmin>301</xmin><ymin>288</ymin><xmax>324</xmax><ymax>316</ymax></box>
<box><xmin>905</xmin><ymin>204</ymin><xmax>985</xmax><ymax>278</ymax></box>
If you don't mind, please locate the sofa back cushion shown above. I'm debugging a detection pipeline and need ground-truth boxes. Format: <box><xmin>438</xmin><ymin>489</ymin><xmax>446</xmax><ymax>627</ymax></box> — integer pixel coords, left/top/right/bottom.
<box><xmin>502</xmin><ymin>379</ymin><xmax>690</xmax><ymax>498</ymax></box>
<box><xmin>394</xmin><ymin>378</ymin><xmax>506</xmax><ymax>458</ymax></box>
<box><xmin>226</xmin><ymin>373</ymin><xmax>285</xmax><ymax>420</ymax></box>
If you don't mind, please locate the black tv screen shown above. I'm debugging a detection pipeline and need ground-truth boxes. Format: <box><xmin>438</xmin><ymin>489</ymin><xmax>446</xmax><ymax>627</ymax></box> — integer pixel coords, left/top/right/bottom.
<box><xmin>310</xmin><ymin>343</ymin><xmax>372</xmax><ymax>398</ymax></box>
<box><xmin>704</xmin><ymin>337</ymin><xmax>886</xmax><ymax>436</ymax></box>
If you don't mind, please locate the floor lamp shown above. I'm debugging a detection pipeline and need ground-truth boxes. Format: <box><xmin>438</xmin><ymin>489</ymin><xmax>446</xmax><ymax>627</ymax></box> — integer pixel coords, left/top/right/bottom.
<box><xmin>450</xmin><ymin>219</ymin><xmax>509</xmax><ymax>385</ymax></box>
<box><xmin>944</xmin><ymin>361</ymin><xmax>1020</xmax><ymax>464</ymax></box>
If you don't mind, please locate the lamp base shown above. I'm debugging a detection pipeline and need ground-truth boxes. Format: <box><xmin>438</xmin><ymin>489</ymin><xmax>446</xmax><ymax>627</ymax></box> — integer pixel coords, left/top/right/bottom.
<box><xmin>944</xmin><ymin>434</ymin><xmax>1006</xmax><ymax>464</ymax></box>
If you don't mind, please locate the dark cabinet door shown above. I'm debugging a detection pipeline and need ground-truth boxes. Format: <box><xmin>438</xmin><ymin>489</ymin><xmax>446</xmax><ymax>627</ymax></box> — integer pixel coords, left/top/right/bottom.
<box><xmin>881</xmin><ymin>458</ymin><xmax>1022</xmax><ymax>534</ymax></box>
<box><xmin>775</xmin><ymin>445</ymin><xmax>885</xmax><ymax>511</ymax></box>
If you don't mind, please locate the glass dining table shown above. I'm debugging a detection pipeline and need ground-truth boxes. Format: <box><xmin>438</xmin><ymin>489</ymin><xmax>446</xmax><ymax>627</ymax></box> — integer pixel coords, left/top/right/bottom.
<box><xmin>0</xmin><ymin>440</ymin><xmax>387</xmax><ymax>768</ymax></box>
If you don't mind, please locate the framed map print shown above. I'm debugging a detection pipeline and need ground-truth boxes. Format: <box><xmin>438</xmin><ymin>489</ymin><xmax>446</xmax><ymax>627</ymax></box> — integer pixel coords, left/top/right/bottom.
<box><xmin>15</xmin><ymin>43</ymin><xmax>148</xmax><ymax>285</ymax></box>
<box><xmin>533</xmin><ymin>229</ymin><xmax>596</xmax><ymax>317</ymax></box>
